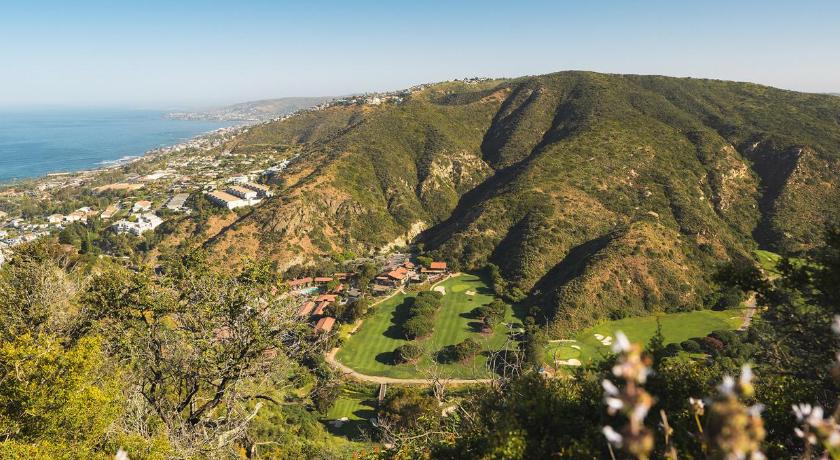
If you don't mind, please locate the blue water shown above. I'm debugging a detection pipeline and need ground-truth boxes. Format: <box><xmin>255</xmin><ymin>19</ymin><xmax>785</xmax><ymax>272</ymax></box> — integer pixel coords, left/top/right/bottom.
<box><xmin>0</xmin><ymin>109</ymin><xmax>232</xmax><ymax>182</ymax></box>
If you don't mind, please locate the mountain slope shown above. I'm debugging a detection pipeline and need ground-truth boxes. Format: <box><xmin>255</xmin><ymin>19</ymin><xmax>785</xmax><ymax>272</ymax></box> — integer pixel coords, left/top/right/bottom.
<box><xmin>201</xmin><ymin>72</ymin><xmax>840</xmax><ymax>335</ymax></box>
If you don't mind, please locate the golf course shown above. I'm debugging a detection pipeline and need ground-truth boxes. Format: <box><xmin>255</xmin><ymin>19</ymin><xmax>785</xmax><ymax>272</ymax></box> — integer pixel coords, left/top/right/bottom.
<box><xmin>335</xmin><ymin>273</ymin><xmax>522</xmax><ymax>379</ymax></box>
<box><xmin>543</xmin><ymin>308</ymin><xmax>745</xmax><ymax>366</ymax></box>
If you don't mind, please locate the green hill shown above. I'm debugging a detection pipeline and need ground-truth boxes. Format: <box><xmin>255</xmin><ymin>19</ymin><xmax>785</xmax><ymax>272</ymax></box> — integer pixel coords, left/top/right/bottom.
<box><xmin>204</xmin><ymin>71</ymin><xmax>840</xmax><ymax>335</ymax></box>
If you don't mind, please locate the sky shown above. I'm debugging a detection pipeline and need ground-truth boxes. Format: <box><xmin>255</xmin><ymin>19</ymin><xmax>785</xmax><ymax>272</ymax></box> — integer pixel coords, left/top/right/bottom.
<box><xmin>1</xmin><ymin>0</ymin><xmax>839</xmax><ymax>108</ymax></box>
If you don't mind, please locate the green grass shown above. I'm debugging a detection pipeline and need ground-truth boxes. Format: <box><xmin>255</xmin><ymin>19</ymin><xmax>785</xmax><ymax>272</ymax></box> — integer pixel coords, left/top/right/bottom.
<box><xmin>754</xmin><ymin>249</ymin><xmax>783</xmax><ymax>275</ymax></box>
<box><xmin>321</xmin><ymin>386</ymin><xmax>377</xmax><ymax>440</ymax></box>
<box><xmin>544</xmin><ymin>309</ymin><xmax>745</xmax><ymax>366</ymax></box>
<box><xmin>336</xmin><ymin>273</ymin><xmax>522</xmax><ymax>379</ymax></box>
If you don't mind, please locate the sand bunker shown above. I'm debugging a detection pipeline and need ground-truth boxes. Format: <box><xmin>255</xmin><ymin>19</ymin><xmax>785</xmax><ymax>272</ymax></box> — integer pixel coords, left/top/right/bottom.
<box><xmin>433</xmin><ymin>285</ymin><xmax>446</xmax><ymax>295</ymax></box>
<box><xmin>465</xmin><ymin>290</ymin><xmax>476</xmax><ymax>296</ymax></box>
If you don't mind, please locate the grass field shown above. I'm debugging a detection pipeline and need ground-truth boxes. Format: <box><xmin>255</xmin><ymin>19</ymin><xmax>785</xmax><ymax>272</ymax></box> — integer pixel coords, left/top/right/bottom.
<box><xmin>335</xmin><ymin>273</ymin><xmax>522</xmax><ymax>379</ymax></box>
<box><xmin>544</xmin><ymin>309</ymin><xmax>745</xmax><ymax>366</ymax></box>
<box><xmin>321</xmin><ymin>386</ymin><xmax>378</xmax><ymax>440</ymax></box>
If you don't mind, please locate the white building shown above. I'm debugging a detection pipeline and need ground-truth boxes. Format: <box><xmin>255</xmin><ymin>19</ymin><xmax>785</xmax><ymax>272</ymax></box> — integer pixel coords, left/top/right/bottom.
<box><xmin>112</xmin><ymin>213</ymin><xmax>163</xmax><ymax>236</ymax></box>
<box><xmin>225</xmin><ymin>185</ymin><xmax>258</xmax><ymax>200</ymax></box>
<box><xmin>165</xmin><ymin>193</ymin><xmax>190</xmax><ymax>211</ymax></box>
<box><xmin>241</xmin><ymin>182</ymin><xmax>274</xmax><ymax>198</ymax></box>
<box><xmin>206</xmin><ymin>191</ymin><xmax>248</xmax><ymax>210</ymax></box>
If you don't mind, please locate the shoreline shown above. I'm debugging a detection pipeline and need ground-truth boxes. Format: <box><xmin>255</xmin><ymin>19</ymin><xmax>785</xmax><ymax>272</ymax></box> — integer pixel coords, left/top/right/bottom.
<box><xmin>0</xmin><ymin>122</ymin><xmax>250</xmax><ymax>188</ymax></box>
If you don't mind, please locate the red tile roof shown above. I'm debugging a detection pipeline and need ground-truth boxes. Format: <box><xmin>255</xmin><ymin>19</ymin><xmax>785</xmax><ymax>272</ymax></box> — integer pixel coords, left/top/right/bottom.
<box><xmin>297</xmin><ymin>301</ymin><xmax>316</xmax><ymax>317</ymax></box>
<box><xmin>314</xmin><ymin>277</ymin><xmax>334</xmax><ymax>283</ymax></box>
<box><xmin>387</xmin><ymin>270</ymin><xmax>406</xmax><ymax>280</ymax></box>
<box><xmin>315</xmin><ymin>294</ymin><xmax>337</xmax><ymax>303</ymax></box>
<box><xmin>287</xmin><ymin>277</ymin><xmax>313</xmax><ymax>287</ymax></box>
<box><xmin>314</xmin><ymin>316</ymin><xmax>335</xmax><ymax>333</ymax></box>
<box><xmin>429</xmin><ymin>261</ymin><xmax>447</xmax><ymax>270</ymax></box>
<box><xmin>314</xmin><ymin>301</ymin><xmax>330</xmax><ymax>316</ymax></box>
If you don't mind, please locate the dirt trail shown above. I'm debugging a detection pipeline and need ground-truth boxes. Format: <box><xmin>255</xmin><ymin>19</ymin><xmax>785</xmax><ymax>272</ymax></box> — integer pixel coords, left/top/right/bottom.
<box><xmin>739</xmin><ymin>292</ymin><xmax>758</xmax><ymax>330</ymax></box>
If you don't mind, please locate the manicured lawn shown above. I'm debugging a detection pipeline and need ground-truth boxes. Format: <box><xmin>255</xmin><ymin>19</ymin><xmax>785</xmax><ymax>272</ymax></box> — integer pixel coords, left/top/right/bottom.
<box><xmin>336</xmin><ymin>273</ymin><xmax>522</xmax><ymax>379</ymax></box>
<box><xmin>321</xmin><ymin>386</ymin><xmax>377</xmax><ymax>440</ymax></box>
<box><xmin>544</xmin><ymin>309</ymin><xmax>745</xmax><ymax>366</ymax></box>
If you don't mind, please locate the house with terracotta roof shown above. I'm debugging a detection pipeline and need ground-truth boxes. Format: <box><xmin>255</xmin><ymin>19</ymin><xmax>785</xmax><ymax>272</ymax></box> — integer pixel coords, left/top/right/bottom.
<box><xmin>422</xmin><ymin>261</ymin><xmax>448</xmax><ymax>274</ymax></box>
<box><xmin>296</xmin><ymin>301</ymin><xmax>316</xmax><ymax>317</ymax></box>
<box><xmin>314</xmin><ymin>316</ymin><xmax>336</xmax><ymax>333</ymax></box>
<box><xmin>313</xmin><ymin>301</ymin><xmax>330</xmax><ymax>316</ymax></box>
<box><xmin>314</xmin><ymin>294</ymin><xmax>337</xmax><ymax>303</ymax></box>
<box><xmin>287</xmin><ymin>277</ymin><xmax>314</xmax><ymax>288</ymax></box>
<box><xmin>313</xmin><ymin>276</ymin><xmax>334</xmax><ymax>283</ymax></box>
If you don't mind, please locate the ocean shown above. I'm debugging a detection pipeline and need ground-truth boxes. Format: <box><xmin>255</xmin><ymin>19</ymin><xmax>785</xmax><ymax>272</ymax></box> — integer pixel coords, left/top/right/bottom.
<box><xmin>0</xmin><ymin>108</ymin><xmax>232</xmax><ymax>183</ymax></box>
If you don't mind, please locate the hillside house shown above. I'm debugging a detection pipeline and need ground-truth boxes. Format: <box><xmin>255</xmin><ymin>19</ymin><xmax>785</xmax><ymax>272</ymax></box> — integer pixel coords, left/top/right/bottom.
<box><xmin>132</xmin><ymin>200</ymin><xmax>152</xmax><ymax>213</ymax></box>
<box><xmin>297</xmin><ymin>301</ymin><xmax>316</xmax><ymax>317</ymax></box>
<box><xmin>287</xmin><ymin>277</ymin><xmax>314</xmax><ymax>289</ymax></box>
<box><xmin>100</xmin><ymin>204</ymin><xmax>121</xmax><ymax>220</ymax></box>
<box><xmin>314</xmin><ymin>276</ymin><xmax>334</xmax><ymax>284</ymax></box>
<box><xmin>314</xmin><ymin>316</ymin><xmax>336</xmax><ymax>333</ymax></box>
<box><xmin>112</xmin><ymin>213</ymin><xmax>163</xmax><ymax>236</ymax></box>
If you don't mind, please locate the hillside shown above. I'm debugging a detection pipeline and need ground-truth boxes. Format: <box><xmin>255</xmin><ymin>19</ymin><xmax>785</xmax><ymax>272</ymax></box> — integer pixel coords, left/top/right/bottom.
<box><xmin>166</xmin><ymin>96</ymin><xmax>334</xmax><ymax>122</ymax></box>
<box><xmin>200</xmin><ymin>72</ymin><xmax>840</xmax><ymax>335</ymax></box>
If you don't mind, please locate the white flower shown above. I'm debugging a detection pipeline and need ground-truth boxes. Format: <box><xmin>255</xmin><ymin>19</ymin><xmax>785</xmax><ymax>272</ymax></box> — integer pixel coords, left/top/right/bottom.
<box><xmin>740</xmin><ymin>365</ymin><xmax>753</xmax><ymax>385</ymax></box>
<box><xmin>749</xmin><ymin>451</ymin><xmax>766</xmax><ymax>460</ymax></box>
<box><xmin>748</xmin><ymin>404</ymin><xmax>764</xmax><ymax>418</ymax></box>
<box><xmin>718</xmin><ymin>375</ymin><xmax>736</xmax><ymax>396</ymax></box>
<box><xmin>602</xmin><ymin>425</ymin><xmax>623</xmax><ymax>446</ymax></box>
<box><xmin>631</xmin><ymin>402</ymin><xmax>651</xmax><ymax>422</ymax></box>
<box><xmin>832</xmin><ymin>315</ymin><xmax>840</xmax><ymax>335</ymax></box>
<box><xmin>827</xmin><ymin>430</ymin><xmax>840</xmax><ymax>447</ymax></box>
<box><xmin>612</xmin><ymin>331</ymin><xmax>631</xmax><ymax>353</ymax></box>
<box><xmin>115</xmin><ymin>449</ymin><xmax>129</xmax><ymax>460</ymax></box>
<box><xmin>689</xmin><ymin>397</ymin><xmax>705</xmax><ymax>410</ymax></box>
<box><xmin>793</xmin><ymin>403</ymin><xmax>813</xmax><ymax>421</ymax></box>
<box><xmin>602</xmin><ymin>379</ymin><xmax>619</xmax><ymax>396</ymax></box>
<box><xmin>605</xmin><ymin>397</ymin><xmax>624</xmax><ymax>412</ymax></box>
<box><xmin>806</xmin><ymin>406</ymin><xmax>824</xmax><ymax>427</ymax></box>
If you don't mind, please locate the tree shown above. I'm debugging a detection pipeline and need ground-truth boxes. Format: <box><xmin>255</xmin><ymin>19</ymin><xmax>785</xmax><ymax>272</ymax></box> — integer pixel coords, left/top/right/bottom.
<box><xmin>437</xmin><ymin>338</ymin><xmax>481</xmax><ymax>363</ymax></box>
<box><xmin>404</xmin><ymin>315</ymin><xmax>434</xmax><ymax>339</ymax></box>
<box><xmin>85</xmin><ymin>264</ymin><xmax>308</xmax><ymax>455</ymax></box>
<box><xmin>0</xmin><ymin>334</ymin><xmax>121</xmax><ymax>458</ymax></box>
<box><xmin>394</xmin><ymin>343</ymin><xmax>424</xmax><ymax>364</ymax></box>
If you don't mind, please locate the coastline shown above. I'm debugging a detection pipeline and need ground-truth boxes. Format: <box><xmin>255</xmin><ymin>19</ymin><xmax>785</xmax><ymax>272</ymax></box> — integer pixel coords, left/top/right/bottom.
<box><xmin>0</xmin><ymin>122</ymin><xmax>248</xmax><ymax>188</ymax></box>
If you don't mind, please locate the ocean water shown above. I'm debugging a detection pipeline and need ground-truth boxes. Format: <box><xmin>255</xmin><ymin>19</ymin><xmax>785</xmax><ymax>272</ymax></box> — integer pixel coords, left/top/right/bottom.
<box><xmin>0</xmin><ymin>109</ymin><xmax>232</xmax><ymax>183</ymax></box>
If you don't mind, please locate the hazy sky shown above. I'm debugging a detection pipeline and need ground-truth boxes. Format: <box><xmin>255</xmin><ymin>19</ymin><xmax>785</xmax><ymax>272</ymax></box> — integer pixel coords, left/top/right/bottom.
<box><xmin>2</xmin><ymin>0</ymin><xmax>839</xmax><ymax>108</ymax></box>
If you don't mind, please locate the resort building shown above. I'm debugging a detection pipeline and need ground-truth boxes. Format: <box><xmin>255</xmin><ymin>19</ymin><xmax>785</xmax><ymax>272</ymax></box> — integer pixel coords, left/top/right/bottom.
<box><xmin>112</xmin><ymin>213</ymin><xmax>163</xmax><ymax>236</ymax></box>
<box><xmin>206</xmin><ymin>190</ymin><xmax>247</xmax><ymax>209</ymax></box>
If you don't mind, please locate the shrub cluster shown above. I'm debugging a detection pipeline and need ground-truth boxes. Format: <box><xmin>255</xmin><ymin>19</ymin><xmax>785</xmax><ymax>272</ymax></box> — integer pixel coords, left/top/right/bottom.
<box><xmin>436</xmin><ymin>338</ymin><xmax>481</xmax><ymax>364</ymax></box>
<box><xmin>393</xmin><ymin>343</ymin><xmax>425</xmax><ymax>364</ymax></box>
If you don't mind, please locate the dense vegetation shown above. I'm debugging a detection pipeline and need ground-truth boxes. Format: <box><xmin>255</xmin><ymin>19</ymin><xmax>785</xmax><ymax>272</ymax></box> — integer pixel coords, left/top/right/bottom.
<box><xmin>205</xmin><ymin>71</ymin><xmax>840</xmax><ymax>336</ymax></box>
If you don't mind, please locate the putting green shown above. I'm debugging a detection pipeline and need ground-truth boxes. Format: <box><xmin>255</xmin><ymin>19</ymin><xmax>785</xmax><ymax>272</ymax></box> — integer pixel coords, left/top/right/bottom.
<box><xmin>335</xmin><ymin>273</ymin><xmax>522</xmax><ymax>379</ymax></box>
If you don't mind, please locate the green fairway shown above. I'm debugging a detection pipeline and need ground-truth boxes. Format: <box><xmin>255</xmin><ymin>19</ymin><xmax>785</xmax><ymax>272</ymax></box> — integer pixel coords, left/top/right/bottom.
<box><xmin>544</xmin><ymin>309</ymin><xmax>745</xmax><ymax>366</ymax></box>
<box><xmin>321</xmin><ymin>386</ymin><xmax>377</xmax><ymax>440</ymax></box>
<box><xmin>336</xmin><ymin>274</ymin><xmax>522</xmax><ymax>379</ymax></box>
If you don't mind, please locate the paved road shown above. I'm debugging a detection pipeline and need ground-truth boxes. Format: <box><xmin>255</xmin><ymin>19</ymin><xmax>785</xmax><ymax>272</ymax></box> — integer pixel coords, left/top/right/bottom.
<box><xmin>325</xmin><ymin>348</ymin><xmax>493</xmax><ymax>385</ymax></box>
